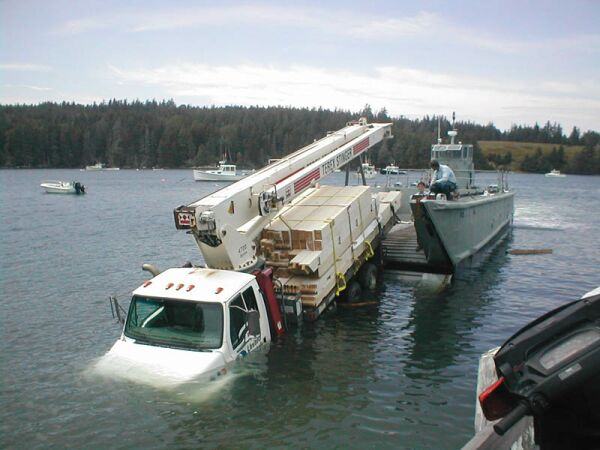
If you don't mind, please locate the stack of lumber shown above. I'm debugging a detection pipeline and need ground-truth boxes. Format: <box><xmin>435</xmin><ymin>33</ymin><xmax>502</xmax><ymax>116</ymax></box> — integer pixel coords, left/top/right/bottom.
<box><xmin>259</xmin><ymin>185</ymin><xmax>401</xmax><ymax>308</ymax></box>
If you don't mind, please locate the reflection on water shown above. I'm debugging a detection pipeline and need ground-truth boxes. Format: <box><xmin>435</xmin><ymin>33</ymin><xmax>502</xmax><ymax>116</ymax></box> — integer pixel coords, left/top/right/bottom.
<box><xmin>405</xmin><ymin>238</ymin><xmax>511</xmax><ymax>377</ymax></box>
<box><xmin>1</xmin><ymin>170</ymin><xmax>599</xmax><ymax>449</ymax></box>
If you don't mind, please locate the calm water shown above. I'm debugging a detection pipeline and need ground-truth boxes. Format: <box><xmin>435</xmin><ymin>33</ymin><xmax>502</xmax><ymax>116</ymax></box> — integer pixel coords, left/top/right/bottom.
<box><xmin>1</xmin><ymin>169</ymin><xmax>599</xmax><ymax>449</ymax></box>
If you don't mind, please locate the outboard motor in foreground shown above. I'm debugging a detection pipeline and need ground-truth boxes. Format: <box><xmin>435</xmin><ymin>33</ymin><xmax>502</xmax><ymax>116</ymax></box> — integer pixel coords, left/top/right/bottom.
<box><xmin>479</xmin><ymin>288</ymin><xmax>600</xmax><ymax>449</ymax></box>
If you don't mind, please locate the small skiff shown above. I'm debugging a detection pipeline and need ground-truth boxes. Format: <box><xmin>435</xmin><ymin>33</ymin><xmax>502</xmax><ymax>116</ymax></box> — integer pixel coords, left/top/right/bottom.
<box><xmin>40</xmin><ymin>180</ymin><xmax>86</xmax><ymax>194</ymax></box>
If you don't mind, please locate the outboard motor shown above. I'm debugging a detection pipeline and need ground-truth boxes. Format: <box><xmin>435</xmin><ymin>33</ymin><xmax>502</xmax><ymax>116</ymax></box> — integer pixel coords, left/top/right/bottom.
<box><xmin>479</xmin><ymin>288</ymin><xmax>600</xmax><ymax>449</ymax></box>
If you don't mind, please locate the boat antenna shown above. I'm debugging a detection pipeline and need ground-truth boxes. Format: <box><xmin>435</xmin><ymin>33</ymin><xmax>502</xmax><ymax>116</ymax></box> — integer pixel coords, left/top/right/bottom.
<box><xmin>448</xmin><ymin>112</ymin><xmax>458</xmax><ymax>145</ymax></box>
<box><xmin>437</xmin><ymin>116</ymin><xmax>441</xmax><ymax>143</ymax></box>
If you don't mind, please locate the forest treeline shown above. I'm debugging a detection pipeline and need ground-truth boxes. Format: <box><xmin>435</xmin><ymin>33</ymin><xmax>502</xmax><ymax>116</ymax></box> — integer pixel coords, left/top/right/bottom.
<box><xmin>1</xmin><ymin>101</ymin><xmax>599</xmax><ymax>174</ymax></box>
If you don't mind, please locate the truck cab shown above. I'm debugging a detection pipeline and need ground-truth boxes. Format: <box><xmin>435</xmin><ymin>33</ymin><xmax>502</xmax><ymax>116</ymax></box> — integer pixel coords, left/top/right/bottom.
<box><xmin>105</xmin><ymin>268</ymin><xmax>272</xmax><ymax>384</ymax></box>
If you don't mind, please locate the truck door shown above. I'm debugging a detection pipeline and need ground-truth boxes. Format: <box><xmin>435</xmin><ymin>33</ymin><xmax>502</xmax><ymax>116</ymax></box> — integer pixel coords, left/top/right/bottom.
<box><xmin>228</xmin><ymin>286</ymin><xmax>263</xmax><ymax>357</ymax></box>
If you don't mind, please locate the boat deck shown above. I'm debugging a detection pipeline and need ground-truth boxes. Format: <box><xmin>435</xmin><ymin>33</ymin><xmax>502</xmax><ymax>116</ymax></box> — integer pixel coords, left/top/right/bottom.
<box><xmin>382</xmin><ymin>223</ymin><xmax>445</xmax><ymax>273</ymax></box>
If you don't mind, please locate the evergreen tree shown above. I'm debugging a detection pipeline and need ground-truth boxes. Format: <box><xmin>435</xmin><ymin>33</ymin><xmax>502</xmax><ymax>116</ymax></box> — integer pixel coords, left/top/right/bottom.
<box><xmin>568</xmin><ymin>126</ymin><xmax>580</xmax><ymax>145</ymax></box>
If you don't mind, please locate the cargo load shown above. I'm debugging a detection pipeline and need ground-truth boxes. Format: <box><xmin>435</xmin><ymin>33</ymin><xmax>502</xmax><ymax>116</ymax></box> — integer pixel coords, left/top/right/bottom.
<box><xmin>259</xmin><ymin>185</ymin><xmax>401</xmax><ymax>307</ymax></box>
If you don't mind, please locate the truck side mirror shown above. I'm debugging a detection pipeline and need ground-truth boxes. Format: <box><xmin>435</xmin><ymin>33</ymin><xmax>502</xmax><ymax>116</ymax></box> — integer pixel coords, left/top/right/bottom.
<box><xmin>246</xmin><ymin>310</ymin><xmax>261</xmax><ymax>336</ymax></box>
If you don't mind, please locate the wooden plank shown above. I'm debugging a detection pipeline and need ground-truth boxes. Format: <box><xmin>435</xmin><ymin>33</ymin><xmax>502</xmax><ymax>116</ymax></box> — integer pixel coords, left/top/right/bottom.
<box><xmin>509</xmin><ymin>249</ymin><xmax>553</xmax><ymax>255</ymax></box>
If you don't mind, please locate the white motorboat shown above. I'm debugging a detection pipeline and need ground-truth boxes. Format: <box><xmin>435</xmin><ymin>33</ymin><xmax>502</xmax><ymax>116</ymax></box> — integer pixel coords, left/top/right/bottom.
<box><xmin>380</xmin><ymin>164</ymin><xmax>406</xmax><ymax>175</ymax></box>
<box><xmin>193</xmin><ymin>161</ymin><xmax>253</xmax><ymax>182</ymax></box>
<box><xmin>85</xmin><ymin>162</ymin><xmax>120</xmax><ymax>171</ymax></box>
<box><xmin>40</xmin><ymin>180</ymin><xmax>86</xmax><ymax>194</ymax></box>
<box><xmin>85</xmin><ymin>163</ymin><xmax>104</xmax><ymax>171</ymax></box>
<box><xmin>359</xmin><ymin>162</ymin><xmax>376</xmax><ymax>179</ymax></box>
<box><xmin>545</xmin><ymin>169</ymin><xmax>566</xmax><ymax>178</ymax></box>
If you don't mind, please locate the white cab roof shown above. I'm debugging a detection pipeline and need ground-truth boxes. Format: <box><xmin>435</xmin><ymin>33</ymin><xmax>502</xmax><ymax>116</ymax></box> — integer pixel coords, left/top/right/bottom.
<box><xmin>133</xmin><ymin>267</ymin><xmax>255</xmax><ymax>303</ymax></box>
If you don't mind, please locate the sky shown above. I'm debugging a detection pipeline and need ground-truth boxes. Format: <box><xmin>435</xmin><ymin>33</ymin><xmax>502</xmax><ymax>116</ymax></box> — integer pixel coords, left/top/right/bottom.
<box><xmin>1</xmin><ymin>0</ymin><xmax>599</xmax><ymax>131</ymax></box>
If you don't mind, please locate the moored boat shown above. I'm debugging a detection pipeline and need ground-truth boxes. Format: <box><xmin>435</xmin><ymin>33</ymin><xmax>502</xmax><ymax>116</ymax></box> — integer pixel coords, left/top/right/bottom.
<box><xmin>193</xmin><ymin>161</ymin><xmax>253</xmax><ymax>181</ymax></box>
<box><xmin>545</xmin><ymin>169</ymin><xmax>566</xmax><ymax>177</ymax></box>
<box><xmin>380</xmin><ymin>163</ymin><xmax>406</xmax><ymax>175</ymax></box>
<box><xmin>85</xmin><ymin>162</ymin><xmax>104</xmax><ymax>171</ymax></box>
<box><xmin>85</xmin><ymin>162</ymin><xmax>120</xmax><ymax>171</ymax></box>
<box><xmin>40</xmin><ymin>180</ymin><xmax>86</xmax><ymax>194</ymax></box>
<box><xmin>358</xmin><ymin>162</ymin><xmax>376</xmax><ymax>179</ymax></box>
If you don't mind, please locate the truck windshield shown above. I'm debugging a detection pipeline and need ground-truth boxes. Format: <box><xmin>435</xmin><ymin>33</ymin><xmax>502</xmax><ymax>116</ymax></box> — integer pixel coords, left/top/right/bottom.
<box><xmin>124</xmin><ymin>296</ymin><xmax>223</xmax><ymax>351</ymax></box>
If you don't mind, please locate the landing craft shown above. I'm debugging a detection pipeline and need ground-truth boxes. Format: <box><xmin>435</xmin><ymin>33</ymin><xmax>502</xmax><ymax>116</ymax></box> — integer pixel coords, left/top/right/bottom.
<box><xmin>382</xmin><ymin>117</ymin><xmax>515</xmax><ymax>283</ymax></box>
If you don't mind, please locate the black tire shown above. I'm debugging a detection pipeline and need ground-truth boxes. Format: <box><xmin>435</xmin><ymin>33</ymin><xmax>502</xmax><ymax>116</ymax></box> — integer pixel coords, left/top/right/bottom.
<box><xmin>358</xmin><ymin>263</ymin><xmax>378</xmax><ymax>291</ymax></box>
<box><xmin>343</xmin><ymin>281</ymin><xmax>362</xmax><ymax>303</ymax></box>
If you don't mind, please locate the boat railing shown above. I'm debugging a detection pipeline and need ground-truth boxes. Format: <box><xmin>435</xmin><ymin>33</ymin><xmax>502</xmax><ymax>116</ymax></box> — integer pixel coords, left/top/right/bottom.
<box><xmin>380</xmin><ymin>168</ymin><xmax>510</xmax><ymax>192</ymax></box>
<box><xmin>451</xmin><ymin>169</ymin><xmax>511</xmax><ymax>192</ymax></box>
<box><xmin>475</xmin><ymin>169</ymin><xmax>510</xmax><ymax>192</ymax></box>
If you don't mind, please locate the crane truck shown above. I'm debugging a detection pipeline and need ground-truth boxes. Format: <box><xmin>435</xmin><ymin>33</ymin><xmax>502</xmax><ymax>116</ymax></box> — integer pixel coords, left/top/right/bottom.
<box><xmin>103</xmin><ymin>119</ymin><xmax>401</xmax><ymax>385</ymax></box>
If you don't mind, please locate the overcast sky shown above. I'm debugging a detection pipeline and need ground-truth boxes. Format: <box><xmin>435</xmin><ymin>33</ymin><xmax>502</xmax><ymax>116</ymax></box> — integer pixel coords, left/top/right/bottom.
<box><xmin>1</xmin><ymin>0</ymin><xmax>599</xmax><ymax>131</ymax></box>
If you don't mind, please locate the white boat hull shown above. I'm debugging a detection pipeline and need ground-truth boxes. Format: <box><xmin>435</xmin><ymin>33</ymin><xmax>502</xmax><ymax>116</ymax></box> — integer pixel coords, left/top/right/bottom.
<box><xmin>85</xmin><ymin>163</ymin><xmax>120</xmax><ymax>171</ymax></box>
<box><xmin>357</xmin><ymin>170</ymin><xmax>376</xmax><ymax>179</ymax></box>
<box><xmin>193</xmin><ymin>170</ymin><xmax>248</xmax><ymax>181</ymax></box>
<box><xmin>42</xmin><ymin>185</ymin><xmax>76</xmax><ymax>194</ymax></box>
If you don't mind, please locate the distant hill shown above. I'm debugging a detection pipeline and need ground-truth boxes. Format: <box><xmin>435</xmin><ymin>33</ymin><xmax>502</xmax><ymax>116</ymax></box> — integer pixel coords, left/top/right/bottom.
<box><xmin>478</xmin><ymin>140</ymin><xmax>588</xmax><ymax>173</ymax></box>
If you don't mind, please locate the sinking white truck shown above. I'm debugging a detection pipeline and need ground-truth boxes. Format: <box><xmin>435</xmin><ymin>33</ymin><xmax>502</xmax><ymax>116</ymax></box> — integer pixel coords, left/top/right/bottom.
<box><xmin>101</xmin><ymin>119</ymin><xmax>401</xmax><ymax>385</ymax></box>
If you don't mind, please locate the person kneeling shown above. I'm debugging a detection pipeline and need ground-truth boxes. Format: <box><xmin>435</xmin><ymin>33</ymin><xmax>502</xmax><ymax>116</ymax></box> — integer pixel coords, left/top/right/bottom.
<box><xmin>429</xmin><ymin>159</ymin><xmax>457</xmax><ymax>200</ymax></box>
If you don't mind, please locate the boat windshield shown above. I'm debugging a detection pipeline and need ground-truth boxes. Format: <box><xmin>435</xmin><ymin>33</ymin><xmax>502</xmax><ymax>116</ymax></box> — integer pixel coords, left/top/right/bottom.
<box><xmin>124</xmin><ymin>296</ymin><xmax>224</xmax><ymax>351</ymax></box>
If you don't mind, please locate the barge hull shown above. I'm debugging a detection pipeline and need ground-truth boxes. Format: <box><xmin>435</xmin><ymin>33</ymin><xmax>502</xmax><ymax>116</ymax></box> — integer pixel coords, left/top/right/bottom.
<box><xmin>411</xmin><ymin>192</ymin><xmax>515</xmax><ymax>271</ymax></box>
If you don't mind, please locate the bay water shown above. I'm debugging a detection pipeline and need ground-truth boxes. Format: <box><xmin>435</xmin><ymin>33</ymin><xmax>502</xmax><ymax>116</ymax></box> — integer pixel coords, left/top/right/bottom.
<box><xmin>1</xmin><ymin>169</ymin><xmax>598</xmax><ymax>449</ymax></box>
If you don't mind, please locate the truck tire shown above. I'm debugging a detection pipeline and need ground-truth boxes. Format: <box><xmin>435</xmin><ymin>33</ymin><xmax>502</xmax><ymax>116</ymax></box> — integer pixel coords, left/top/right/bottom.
<box><xmin>358</xmin><ymin>263</ymin><xmax>378</xmax><ymax>291</ymax></box>
<box><xmin>343</xmin><ymin>281</ymin><xmax>362</xmax><ymax>303</ymax></box>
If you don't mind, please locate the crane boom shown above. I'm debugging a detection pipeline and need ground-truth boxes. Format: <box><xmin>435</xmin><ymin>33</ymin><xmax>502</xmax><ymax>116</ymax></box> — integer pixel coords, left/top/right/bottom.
<box><xmin>174</xmin><ymin>118</ymin><xmax>392</xmax><ymax>271</ymax></box>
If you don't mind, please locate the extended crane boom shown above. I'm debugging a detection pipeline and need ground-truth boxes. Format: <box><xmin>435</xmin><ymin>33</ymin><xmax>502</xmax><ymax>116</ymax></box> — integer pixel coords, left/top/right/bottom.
<box><xmin>174</xmin><ymin>118</ymin><xmax>392</xmax><ymax>271</ymax></box>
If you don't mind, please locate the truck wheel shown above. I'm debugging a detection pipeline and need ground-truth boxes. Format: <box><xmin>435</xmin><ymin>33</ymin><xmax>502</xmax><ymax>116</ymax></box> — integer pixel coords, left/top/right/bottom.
<box><xmin>343</xmin><ymin>281</ymin><xmax>362</xmax><ymax>303</ymax></box>
<box><xmin>359</xmin><ymin>263</ymin><xmax>378</xmax><ymax>291</ymax></box>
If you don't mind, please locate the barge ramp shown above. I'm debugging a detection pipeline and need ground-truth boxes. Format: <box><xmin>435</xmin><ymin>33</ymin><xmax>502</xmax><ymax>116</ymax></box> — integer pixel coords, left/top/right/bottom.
<box><xmin>381</xmin><ymin>223</ymin><xmax>447</xmax><ymax>274</ymax></box>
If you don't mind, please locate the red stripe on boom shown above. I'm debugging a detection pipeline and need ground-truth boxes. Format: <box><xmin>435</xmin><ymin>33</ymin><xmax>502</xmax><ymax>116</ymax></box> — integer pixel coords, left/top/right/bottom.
<box><xmin>275</xmin><ymin>167</ymin><xmax>303</xmax><ymax>185</ymax></box>
<box><xmin>353</xmin><ymin>137</ymin><xmax>370</xmax><ymax>155</ymax></box>
<box><xmin>293</xmin><ymin>168</ymin><xmax>320</xmax><ymax>193</ymax></box>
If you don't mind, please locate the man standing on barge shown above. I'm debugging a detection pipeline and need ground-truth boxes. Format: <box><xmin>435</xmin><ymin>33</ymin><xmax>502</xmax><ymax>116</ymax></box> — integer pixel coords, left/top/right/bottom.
<box><xmin>429</xmin><ymin>159</ymin><xmax>457</xmax><ymax>200</ymax></box>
